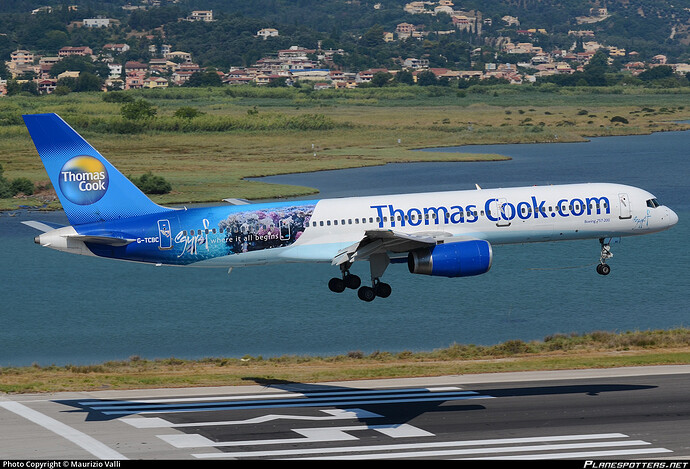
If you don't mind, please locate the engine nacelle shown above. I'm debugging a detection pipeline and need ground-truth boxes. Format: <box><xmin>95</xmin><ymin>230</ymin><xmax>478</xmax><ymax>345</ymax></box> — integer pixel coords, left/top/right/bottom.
<box><xmin>408</xmin><ymin>240</ymin><xmax>493</xmax><ymax>278</ymax></box>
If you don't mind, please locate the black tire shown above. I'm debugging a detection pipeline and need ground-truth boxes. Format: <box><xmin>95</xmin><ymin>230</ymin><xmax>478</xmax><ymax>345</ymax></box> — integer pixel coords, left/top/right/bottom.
<box><xmin>357</xmin><ymin>286</ymin><xmax>376</xmax><ymax>302</ymax></box>
<box><xmin>599</xmin><ymin>264</ymin><xmax>611</xmax><ymax>275</ymax></box>
<box><xmin>374</xmin><ymin>282</ymin><xmax>392</xmax><ymax>298</ymax></box>
<box><xmin>328</xmin><ymin>277</ymin><xmax>346</xmax><ymax>293</ymax></box>
<box><xmin>344</xmin><ymin>274</ymin><xmax>361</xmax><ymax>289</ymax></box>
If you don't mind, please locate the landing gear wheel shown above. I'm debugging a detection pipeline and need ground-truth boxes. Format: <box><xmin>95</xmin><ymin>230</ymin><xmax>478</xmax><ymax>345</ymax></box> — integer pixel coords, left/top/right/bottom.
<box><xmin>357</xmin><ymin>286</ymin><xmax>376</xmax><ymax>302</ymax></box>
<box><xmin>374</xmin><ymin>281</ymin><xmax>392</xmax><ymax>298</ymax></box>
<box><xmin>328</xmin><ymin>277</ymin><xmax>346</xmax><ymax>293</ymax></box>
<box><xmin>344</xmin><ymin>274</ymin><xmax>361</xmax><ymax>289</ymax></box>
<box><xmin>596</xmin><ymin>263</ymin><xmax>611</xmax><ymax>276</ymax></box>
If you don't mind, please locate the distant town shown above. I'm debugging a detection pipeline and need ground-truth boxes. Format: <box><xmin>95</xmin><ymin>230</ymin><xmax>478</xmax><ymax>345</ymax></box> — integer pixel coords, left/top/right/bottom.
<box><xmin>3</xmin><ymin>2</ymin><xmax>690</xmax><ymax>96</ymax></box>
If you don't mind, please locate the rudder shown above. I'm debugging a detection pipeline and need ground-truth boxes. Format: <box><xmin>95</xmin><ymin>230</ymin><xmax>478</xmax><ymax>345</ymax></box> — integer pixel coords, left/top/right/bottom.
<box><xmin>23</xmin><ymin>113</ymin><xmax>173</xmax><ymax>225</ymax></box>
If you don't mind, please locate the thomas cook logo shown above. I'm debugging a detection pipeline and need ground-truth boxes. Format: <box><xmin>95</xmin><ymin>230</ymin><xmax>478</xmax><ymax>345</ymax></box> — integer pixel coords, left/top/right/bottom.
<box><xmin>58</xmin><ymin>156</ymin><xmax>109</xmax><ymax>205</ymax></box>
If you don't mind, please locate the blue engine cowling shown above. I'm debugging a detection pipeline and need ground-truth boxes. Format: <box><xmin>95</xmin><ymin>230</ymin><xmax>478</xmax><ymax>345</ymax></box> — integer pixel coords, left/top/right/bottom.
<box><xmin>407</xmin><ymin>240</ymin><xmax>493</xmax><ymax>277</ymax></box>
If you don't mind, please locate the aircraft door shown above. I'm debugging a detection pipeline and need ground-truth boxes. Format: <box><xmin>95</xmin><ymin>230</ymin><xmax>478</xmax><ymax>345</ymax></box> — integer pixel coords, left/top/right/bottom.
<box><xmin>489</xmin><ymin>198</ymin><xmax>511</xmax><ymax>227</ymax></box>
<box><xmin>618</xmin><ymin>193</ymin><xmax>632</xmax><ymax>219</ymax></box>
<box><xmin>157</xmin><ymin>219</ymin><xmax>173</xmax><ymax>250</ymax></box>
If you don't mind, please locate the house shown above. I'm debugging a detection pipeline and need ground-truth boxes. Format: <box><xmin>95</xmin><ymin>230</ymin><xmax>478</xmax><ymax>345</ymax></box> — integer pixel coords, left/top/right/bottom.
<box><xmin>189</xmin><ymin>10</ymin><xmax>213</xmax><ymax>22</ymax></box>
<box><xmin>57</xmin><ymin>71</ymin><xmax>80</xmax><ymax>80</ymax></box>
<box><xmin>37</xmin><ymin>79</ymin><xmax>57</xmax><ymax>94</ymax></box>
<box><xmin>257</xmin><ymin>28</ymin><xmax>279</xmax><ymax>39</ymax></box>
<box><xmin>83</xmin><ymin>17</ymin><xmax>111</xmax><ymax>28</ymax></box>
<box><xmin>125</xmin><ymin>71</ymin><xmax>146</xmax><ymax>89</ymax></box>
<box><xmin>124</xmin><ymin>61</ymin><xmax>148</xmax><ymax>73</ymax></box>
<box><xmin>403</xmin><ymin>57</ymin><xmax>429</xmax><ymax>69</ymax></box>
<box><xmin>10</xmin><ymin>50</ymin><xmax>34</xmax><ymax>66</ymax></box>
<box><xmin>278</xmin><ymin>46</ymin><xmax>315</xmax><ymax>60</ymax></box>
<box><xmin>148</xmin><ymin>59</ymin><xmax>176</xmax><ymax>73</ymax></box>
<box><xmin>144</xmin><ymin>77</ymin><xmax>168</xmax><ymax>88</ymax></box>
<box><xmin>59</xmin><ymin>46</ymin><xmax>93</xmax><ymax>58</ymax></box>
<box><xmin>396</xmin><ymin>23</ymin><xmax>416</xmax><ymax>39</ymax></box>
<box><xmin>224</xmin><ymin>69</ymin><xmax>252</xmax><ymax>85</ymax></box>
<box><xmin>355</xmin><ymin>68</ymin><xmax>389</xmax><ymax>83</ymax></box>
<box><xmin>165</xmin><ymin>51</ymin><xmax>192</xmax><ymax>63</ymax></box>
<box><xmin>403</xmin><ymin>2</ymin><xmax>429</xmax><ymax>15</ymax></box>
<box><xmin>103</xmin><ymin>44</ymin><xmax>130</xmax><ymax>54</ymax></box>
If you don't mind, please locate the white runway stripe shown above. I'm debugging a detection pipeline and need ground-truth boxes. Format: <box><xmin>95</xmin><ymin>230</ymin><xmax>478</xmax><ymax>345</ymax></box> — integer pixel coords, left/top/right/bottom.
<box><xmin>190</xmin><ymin>432</ymin><xmax>645</xmax><ymax>459</ymax></box>
<box><xmin>0</xmin><ymin>400</ymin><xmax>127</xmax><ymax>460</ymax></box>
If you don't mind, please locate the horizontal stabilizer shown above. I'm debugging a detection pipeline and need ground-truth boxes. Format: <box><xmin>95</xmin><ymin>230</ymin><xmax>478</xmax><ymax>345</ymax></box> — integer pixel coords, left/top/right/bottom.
<box><xmin>66</xmin><ymin>234</ymin><xmax>135</xmax><ymax>247</ymax></box>
<box><xmin>223</xmin><ymin>198</ymin><xmax>250</xmax><ymax>205</ymax></box>
<box><xmin>21</xmin><ymin>220</ymin><xmax>66</xmax><ymax>232</ymax></box>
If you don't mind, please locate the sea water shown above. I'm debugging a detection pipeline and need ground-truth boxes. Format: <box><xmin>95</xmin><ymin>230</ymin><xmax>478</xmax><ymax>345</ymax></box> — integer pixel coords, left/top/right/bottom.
<box><xmin>0</xmin><ymin>131</ymin><xmax>687</xmax><ymax>366</ymax></box>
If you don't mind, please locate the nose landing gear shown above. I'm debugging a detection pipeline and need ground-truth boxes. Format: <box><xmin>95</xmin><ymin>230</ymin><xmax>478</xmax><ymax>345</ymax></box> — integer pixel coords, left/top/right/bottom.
<box><xmin>596</xmin><ymin>238</ymin><xmax>613</xmax><ymax>275</ymax></box>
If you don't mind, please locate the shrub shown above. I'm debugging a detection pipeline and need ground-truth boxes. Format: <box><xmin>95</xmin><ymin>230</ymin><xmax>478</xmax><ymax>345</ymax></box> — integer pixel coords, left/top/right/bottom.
<box><xmin>174</xmin><ymin>107</ymin><xmax>204</xmax><ymax>119</ymax></box>
<box><xmin>10</xmin><ymin>177</ymin><xmax>34</xmax><ymax>196</ymax></box>
<box><xmin>121</xmin><ymin>99</ymin><xmax>157</xmax><ymax>120</ymax></box>
<box><xmin>130</xmin><ymin>171</ymin><xmax>171</xmax><ymax>194</ymax></box>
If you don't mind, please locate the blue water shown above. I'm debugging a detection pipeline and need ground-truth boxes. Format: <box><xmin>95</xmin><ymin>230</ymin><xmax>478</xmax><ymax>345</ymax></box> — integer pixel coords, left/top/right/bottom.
<box><xmin>1</xmin><ymin>131</ymin><xmax>688</xmax><ymax>367</ymax></box>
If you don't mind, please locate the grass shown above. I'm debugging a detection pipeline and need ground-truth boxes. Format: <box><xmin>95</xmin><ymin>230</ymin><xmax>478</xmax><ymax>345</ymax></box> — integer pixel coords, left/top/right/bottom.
<box><xmin>2</xmin><ymin>86</ymin><xmax>690</xmax><ymax>209</ymax></box>
<box><xmin>1</xmin><ymin>329</ymin><xmax>689</xmax><ymax>393</ymax></box>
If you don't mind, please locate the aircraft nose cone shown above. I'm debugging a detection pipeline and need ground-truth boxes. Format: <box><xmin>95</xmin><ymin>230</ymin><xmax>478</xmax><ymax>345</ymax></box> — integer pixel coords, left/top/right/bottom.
<box><xmin>668</xmin><ymin>208</ymin><xmax>679</xmax><ymax>227</ymax></box>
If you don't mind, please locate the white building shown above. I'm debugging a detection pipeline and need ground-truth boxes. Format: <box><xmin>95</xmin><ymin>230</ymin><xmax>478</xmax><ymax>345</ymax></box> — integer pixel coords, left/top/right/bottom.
<box><xmin>83</xmin><ymin>17</ymin><xmax>111</xmax><ymax>28</ymax></box>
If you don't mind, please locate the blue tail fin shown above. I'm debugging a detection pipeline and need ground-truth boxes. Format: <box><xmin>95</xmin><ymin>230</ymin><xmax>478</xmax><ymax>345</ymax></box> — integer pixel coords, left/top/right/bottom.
<box><xmin>23</xmin><ymin>113</ymin><xmax>173</xmax><ymax>226</ymax></box>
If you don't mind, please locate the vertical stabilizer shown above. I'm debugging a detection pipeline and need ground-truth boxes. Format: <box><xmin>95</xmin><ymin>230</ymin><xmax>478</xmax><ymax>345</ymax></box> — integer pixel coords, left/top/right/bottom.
<box><xmin>23</xmin><ymin>113</ymin><xmax>173</xmax><ymax>225</ymax></box>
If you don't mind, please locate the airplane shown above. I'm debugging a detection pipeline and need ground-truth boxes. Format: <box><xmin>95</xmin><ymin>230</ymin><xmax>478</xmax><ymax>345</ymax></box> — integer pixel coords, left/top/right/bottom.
<box><xmin>22</xmin><ymin>113</ymin><xmax>678</xmax><ymax>302</ymax></box>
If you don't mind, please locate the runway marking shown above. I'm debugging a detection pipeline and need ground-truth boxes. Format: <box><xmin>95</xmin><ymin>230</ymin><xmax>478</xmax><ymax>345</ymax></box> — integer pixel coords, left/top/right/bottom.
<box><xmin>290</xmin><ymin>440</ymin><xmax>659</xmax><ymax>460</ymax></box>
<box><xmin>188</xmin><ymin>433</ymin><xmax>671</xmax><ymax>460</ymax></box>
<box><xmin>0</xmin><ymin>400</ymin><xmax>127</xmax><ymax>460</ymax></box>
<box><xmin>121</xmin><ymin>408</ymin><xmax>382</xmax><ymax>428</ymax></box>
<box><xmin>160</xmin><ymin>423</ymin><xmax>433</xmax><ymax>448</ymax></box>
<box><xmin>467</xmin><ymin>448</ymin><xmax>674</xmax><ymax>460</ymax></box>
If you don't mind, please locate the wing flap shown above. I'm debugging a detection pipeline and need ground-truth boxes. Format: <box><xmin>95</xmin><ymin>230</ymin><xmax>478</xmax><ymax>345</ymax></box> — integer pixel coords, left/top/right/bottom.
<box><xmin>332</xmin><ymin>229</ymin><xmax>448</xmax><ymax>266</ymax></box>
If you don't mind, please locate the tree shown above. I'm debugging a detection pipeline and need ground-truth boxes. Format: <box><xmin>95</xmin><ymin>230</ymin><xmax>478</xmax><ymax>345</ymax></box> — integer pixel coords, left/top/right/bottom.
<box><xmin>121</xmin><ymin>99</ymin><xmax>157</xmax><ymax>120</ymax></box>
<box><xmin>416</xmin><ymin>70</ymin><xmax>438</xmax><ymax>86</ymax></box>
<box><xmin>394</xmin><ymin>70</ymin><xmax>414</xmax><ymax>85</ymax></box>
<box><xmin>184</xmin><ymin>69</ymin><xmax>223</xmax><ymax>87</ymax></box>
<box><xmin>370</xmin><ymin>71</ymin><xmax>392</xmax><ymax>87</ymax></box>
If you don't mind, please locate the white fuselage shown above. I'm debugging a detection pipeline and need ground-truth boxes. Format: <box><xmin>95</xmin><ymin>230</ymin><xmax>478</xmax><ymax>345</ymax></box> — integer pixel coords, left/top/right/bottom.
<box><xmin>192</xmin><ymin>182</ymin><xmax>677</xmax><ymax>267</ymax></box>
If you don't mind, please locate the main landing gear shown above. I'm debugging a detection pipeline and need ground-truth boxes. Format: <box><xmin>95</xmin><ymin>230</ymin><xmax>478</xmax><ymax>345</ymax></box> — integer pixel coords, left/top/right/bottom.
<box><xmin>596</xmin><ymin>238</ymin><xmax>613</xmax><ymax>276</ymax></box>
<box><xmin>328</xmin><ymin>256</ymin><xmax>392</xmax><ymax>302</ymax></box>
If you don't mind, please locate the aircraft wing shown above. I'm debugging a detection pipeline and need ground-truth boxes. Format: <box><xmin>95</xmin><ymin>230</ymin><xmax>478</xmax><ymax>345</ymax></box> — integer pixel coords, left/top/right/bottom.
<box><xmin>331</xmin><ymin>229</ymin><xmax>451</xmax><ymax>266</ymax></box>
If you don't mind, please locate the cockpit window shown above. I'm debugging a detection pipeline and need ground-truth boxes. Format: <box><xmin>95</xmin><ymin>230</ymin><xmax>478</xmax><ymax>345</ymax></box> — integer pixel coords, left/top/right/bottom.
<box><xmin>646</xmin><ymin>198</ymin><xmax>661</xmax><ymax>208</ymax></box>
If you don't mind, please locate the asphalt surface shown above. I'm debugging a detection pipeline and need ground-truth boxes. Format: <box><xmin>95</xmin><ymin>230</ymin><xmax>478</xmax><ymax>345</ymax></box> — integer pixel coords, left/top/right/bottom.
<box><xmin>2</xmin><ymin>365</ymin><xmax>690</xmax><ymax>460</ymax></box>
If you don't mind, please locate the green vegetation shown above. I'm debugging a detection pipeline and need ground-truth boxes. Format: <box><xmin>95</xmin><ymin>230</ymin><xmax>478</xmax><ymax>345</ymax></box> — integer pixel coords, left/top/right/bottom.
<box><xmin>0</xmin><ymin>163</ymin><xmax>34</xmax><ymax>199</ymax></box>
<box><xmin>1</xmin><ymin>329</ymin><xmax>689</xmax><ymax>393</ymax></box>
<box><xmin>2</xmin><ymin>86</ymin><xmax>690</xmax><ymax>211</ymax></box>
<box><xmin>129</xmin><ymin>171</ymin><xmax>172</xmax><ymax>195</ymax></box>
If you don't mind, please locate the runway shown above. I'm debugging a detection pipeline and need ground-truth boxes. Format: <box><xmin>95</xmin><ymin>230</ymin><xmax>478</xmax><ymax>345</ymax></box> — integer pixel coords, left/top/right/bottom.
<box><xmin>2</xmin><ymin>365</ymin><xmax>690</xmax><ymax>460</ymax></box>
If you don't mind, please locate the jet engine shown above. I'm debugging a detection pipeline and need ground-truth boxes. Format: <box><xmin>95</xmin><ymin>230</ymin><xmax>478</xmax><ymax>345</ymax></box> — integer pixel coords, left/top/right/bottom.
<box><xmin>408</xmin><ymin>240</ymin><xmax>493</xmax><ymax>278</ymax></box>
